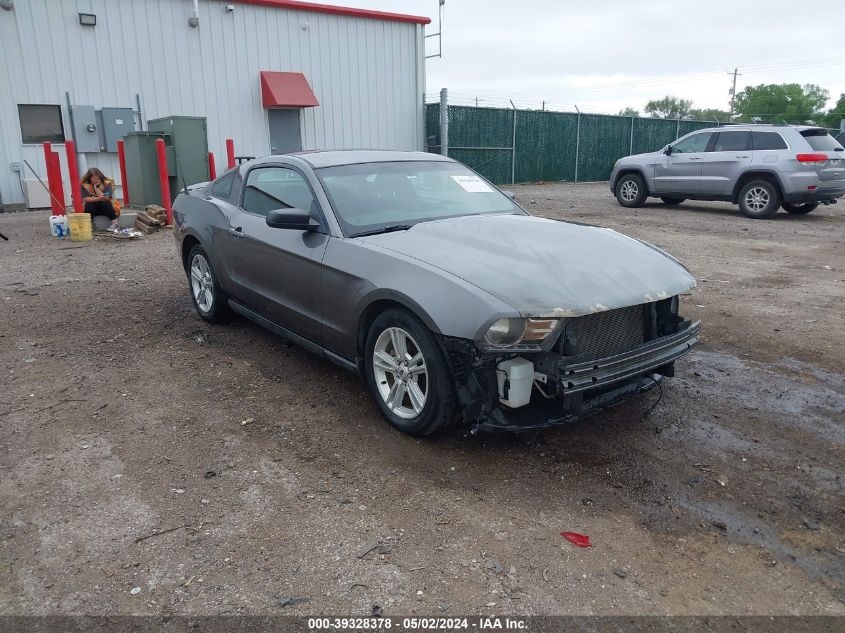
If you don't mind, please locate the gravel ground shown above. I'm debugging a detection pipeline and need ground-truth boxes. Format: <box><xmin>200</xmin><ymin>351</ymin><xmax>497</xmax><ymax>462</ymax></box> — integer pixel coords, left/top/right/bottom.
<box><xmin>0</xmin><ymin>184</ymin><xmax>843</xmax><ymax>617</ymax></box>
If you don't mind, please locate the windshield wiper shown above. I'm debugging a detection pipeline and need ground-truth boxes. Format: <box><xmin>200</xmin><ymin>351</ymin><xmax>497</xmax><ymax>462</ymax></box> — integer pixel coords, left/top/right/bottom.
<box><xmin>349</xmin><ymin>224</ymin><xmax>413</xmax><ymax>238</ymax></box>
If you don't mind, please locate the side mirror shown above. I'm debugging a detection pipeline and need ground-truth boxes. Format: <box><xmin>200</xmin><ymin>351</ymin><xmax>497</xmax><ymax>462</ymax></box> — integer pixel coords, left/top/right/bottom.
<box><xmin>663</xmin><ymin>146</ymin><xmax>673</xmax><ymax>155</ymax></box>
<box><xmin>501</xmin><ymin>190</ymin><xmax>515</xmax><ymax>200</ymax></box>
<box><xmin>266</xmin><ymin>208</ymin><xmax>318</xmax><ymax>231</ymax></box>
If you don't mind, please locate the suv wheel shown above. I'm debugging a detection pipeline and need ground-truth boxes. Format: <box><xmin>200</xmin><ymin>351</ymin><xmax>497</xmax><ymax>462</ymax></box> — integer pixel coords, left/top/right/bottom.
<box><xmin>782</xmin><ymin>202</ymin><xmax>818</xmax><ymax>215</ymax></box>
<box><xmin>660</xmin><ymin>197</ymin><xmax>686</xmax><ymax>205</ymax></box>
<box><xmin>615</xmin><ymin>173</ymin><xmax>647</xmax><ymax>207</ymax></box>
<box><xmin>738</xmin><ymin>180</ymin><xmax>781</xmax><ymax>219</ymax></box>
<box><xmin>364</xmin><ymin>309</ymin><xmax>456</xmax><ymax>436</ymax></box>
<box><xmin>187</xmin><ymin>245</ymin><xmax>230</xmax><ymax>323</ymax></box>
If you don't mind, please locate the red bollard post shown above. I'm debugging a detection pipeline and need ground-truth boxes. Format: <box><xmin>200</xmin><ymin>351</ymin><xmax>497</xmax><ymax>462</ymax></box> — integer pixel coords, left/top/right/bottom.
<box><xmin>208</xmin><ymin>152</ymin><xmax>216</xmax><ymax>180</ymax></box>
<box><xmin>226</xmin><ymin>139</ymin><xmax>235</xmax><ymax>169</ymax></box>
<box><xmin>155</xmin><ymin>138</ymin><xmax>173</xmax><ymax>226</ymax></box>
<box><xmin>116</xmin><ymin>139</ymin><xmax>129</xmax><ymax>206</ymax></box>
<box><xmin>50</xmin><ymin>152</ymin><xmax>66</xmax><ymax>214</ymax></box>
<box><xmin>64</xmin><ymin>140</ymin><xmax>82</xmax><ymax>213</ymax></box>
<box><xmin>43</xmin><ymin>142</ymin><xmax>63</xmax><ymax>215</ymax></box>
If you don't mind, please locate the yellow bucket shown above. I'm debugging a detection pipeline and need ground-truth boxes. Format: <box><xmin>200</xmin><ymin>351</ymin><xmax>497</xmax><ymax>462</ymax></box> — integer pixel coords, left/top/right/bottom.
<box><xmin>67</xmin><ymin>213</ymin><xmax>92</xmax><ymax>242</ymax></box>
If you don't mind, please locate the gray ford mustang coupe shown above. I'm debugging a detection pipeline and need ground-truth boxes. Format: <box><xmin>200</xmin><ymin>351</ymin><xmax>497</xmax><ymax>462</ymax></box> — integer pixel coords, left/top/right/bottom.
<box><xmin>173</xmin><ymin>150</ymin><xmax>700</xmax><ymax>435</ymax></box>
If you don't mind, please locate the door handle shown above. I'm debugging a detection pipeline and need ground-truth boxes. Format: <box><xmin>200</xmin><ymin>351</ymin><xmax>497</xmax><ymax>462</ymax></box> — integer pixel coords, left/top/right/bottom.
<box><xmin>736</xmin><ymin>155</ymin><xmax>749</xmax><ymax>158</ymax></box>
<box><xmin>229</xmin><ymin>227</ymin><xmax>244</xmax><ymax>239</ymax></box>
<box><xmin>688</xmin><ymin>156</ymin><xmax>701</xmax><ymax>160</ymax></box>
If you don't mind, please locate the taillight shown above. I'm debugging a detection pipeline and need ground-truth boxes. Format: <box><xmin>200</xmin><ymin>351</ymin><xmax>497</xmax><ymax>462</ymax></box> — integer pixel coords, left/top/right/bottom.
<box><xmin>796</xmin><ymin>153</ymin><xmax>828</xmax><ymax>164</ymax></box>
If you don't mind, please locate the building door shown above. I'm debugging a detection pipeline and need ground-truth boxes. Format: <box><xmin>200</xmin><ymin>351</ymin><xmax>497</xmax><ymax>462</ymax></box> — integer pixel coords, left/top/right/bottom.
<box><xmin>268</xmin><ymin>109</ymin><xmax>302</xmax><ymax>154</ymax></box>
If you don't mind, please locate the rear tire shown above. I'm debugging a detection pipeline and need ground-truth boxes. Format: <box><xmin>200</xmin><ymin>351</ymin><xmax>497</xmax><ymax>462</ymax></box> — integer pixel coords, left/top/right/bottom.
<box><xmin>660</xmin><ymin>197</ymin><xmax>686</xmax><ymax>205</ymax></box>
<box><xmin>614</xmin><ymin>173</ymin><xmax>648</xmax><ymax>208</ymax></box>
<box><xmin>187</xmin><ymin>245</ymin><xmax>230</xmax><ymax>323</ymax></box>
<box><xmin>737</xmin><ymin>179</ymin><xmax>781</xmax><ymax>219</ymax></box>
<box><xmin>364</xmin><ymin>309</ymin><xmax>456</xmax><ymax>436</ymax></box>
<box><xmin>782</xmin><ymin>202</ymin><xmax>818</xmax><ymax>215</ymax></box>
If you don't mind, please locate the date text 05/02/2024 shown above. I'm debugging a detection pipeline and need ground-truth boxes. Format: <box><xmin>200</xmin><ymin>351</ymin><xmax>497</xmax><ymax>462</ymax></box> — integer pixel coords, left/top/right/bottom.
<box><xmin>306</xmin><ymin>617</ymin><xmax>528</xmax><ymax>630</ymax></box>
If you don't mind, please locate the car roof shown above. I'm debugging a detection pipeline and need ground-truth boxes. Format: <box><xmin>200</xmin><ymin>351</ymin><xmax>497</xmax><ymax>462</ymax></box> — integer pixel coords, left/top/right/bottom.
<box><xmin>687</xmin><ymin>124</ymin><xmax>828</xmax><ymax>134</ymax></box>
<box><xmin>251</xmin><ymin>150</ymin><xmax>455</xmax><ymax>169</ymax></box>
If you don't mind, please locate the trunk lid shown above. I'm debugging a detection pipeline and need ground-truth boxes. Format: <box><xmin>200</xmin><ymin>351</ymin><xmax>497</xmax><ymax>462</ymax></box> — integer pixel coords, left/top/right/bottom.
<box><xmin>799</xmin><ymin>129</ymin><xmax>845</xmax><ymax>182</ymax></box>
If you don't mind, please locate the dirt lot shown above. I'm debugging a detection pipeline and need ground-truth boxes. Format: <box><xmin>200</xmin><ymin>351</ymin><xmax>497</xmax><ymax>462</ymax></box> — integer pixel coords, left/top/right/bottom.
<box><xmin>1</xmin><ymin>184</ymin><xmax>843</xmax><ymax>617</ymax></box>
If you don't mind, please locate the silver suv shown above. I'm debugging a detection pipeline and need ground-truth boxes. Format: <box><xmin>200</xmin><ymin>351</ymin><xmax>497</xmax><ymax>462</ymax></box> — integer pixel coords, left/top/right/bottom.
<box><xmin>610</xmin><ymin>125</ymin><xmax>845</xmax><ymax>218</ymax></box>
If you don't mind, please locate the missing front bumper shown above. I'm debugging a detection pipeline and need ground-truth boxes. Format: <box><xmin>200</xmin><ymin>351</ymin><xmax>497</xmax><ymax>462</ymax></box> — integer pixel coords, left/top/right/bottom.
<box><xmin>442</xmin><ymin>320</ymin><xmax>700</xmax><ymax>433</ymax></box>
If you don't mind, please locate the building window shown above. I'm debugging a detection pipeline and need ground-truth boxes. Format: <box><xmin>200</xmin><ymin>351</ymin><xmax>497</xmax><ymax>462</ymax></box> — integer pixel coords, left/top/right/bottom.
<box><xmin>18</xmin><ymin>104</ymin><xmax>64</xmax><ymax>144</ymax></box>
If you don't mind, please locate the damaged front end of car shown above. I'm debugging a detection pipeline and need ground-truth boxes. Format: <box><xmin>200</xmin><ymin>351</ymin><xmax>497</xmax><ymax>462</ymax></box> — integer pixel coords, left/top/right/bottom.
<box><xmin>438</xmin><ymin>296</ymin><xmax>701</xmax><ymax>433</ymax></box>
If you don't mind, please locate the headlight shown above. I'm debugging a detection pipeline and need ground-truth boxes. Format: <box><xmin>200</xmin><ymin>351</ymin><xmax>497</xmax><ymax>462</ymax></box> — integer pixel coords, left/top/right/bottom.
<box><xmin>482</xmin><ymin>318</ymin><xmax>560</xmax><ymax>348</ymax></box>
<box><xmin>484</xmin><ymin>318</ymin><xmax>525</xmax><ymax>347</ymax></box>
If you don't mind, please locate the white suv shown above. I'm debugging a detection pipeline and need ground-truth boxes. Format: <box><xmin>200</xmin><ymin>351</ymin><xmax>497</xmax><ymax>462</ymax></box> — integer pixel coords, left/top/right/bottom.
<box><xmin>609</xmin><ymin>125</ymin><xmax>845</xmax><ymax>218</ymax></box>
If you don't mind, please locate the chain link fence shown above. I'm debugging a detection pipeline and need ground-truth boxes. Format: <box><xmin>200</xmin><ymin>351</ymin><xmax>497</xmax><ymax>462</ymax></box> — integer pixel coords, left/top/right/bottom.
<box><xmin>425</xmin><ymin>99</ymin><xmax>719</xmax><ymax>185</ymax></box>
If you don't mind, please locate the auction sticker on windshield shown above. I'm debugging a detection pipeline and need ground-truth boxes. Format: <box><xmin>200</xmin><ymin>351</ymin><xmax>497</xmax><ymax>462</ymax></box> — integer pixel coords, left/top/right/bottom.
<box><xmin>451</xmin><ymin>175</ymin><xmax>493</xmax><ymax>192</ymax></box>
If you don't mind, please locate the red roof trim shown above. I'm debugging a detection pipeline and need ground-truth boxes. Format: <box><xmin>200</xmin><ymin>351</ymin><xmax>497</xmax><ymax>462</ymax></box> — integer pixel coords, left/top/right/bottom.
<box><xmin>261</xmin><ymin>71</ymin><xmax>320</xmax><ymax>108</ymax></box>
<box><xmin>235</xmin><ymin>0</ymin><xmax>431</xmax><ymax>25</ymax></box>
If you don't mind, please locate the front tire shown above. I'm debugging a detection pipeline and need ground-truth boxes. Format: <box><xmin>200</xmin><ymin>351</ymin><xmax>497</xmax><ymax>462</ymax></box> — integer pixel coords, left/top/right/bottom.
<box><xmin>782</xmin><ymin>202</ymin><xmax>818</xmax><ymax>215</ymax></box>
<box><xmin>187</xmin><ymin>245</ymin><xmax>230</xmax><ymax>323</ymax></box>
<box><xmin>614</xmin><ymin>173</ymin><xmax>648</xmax><ymax>207</ymax></box>
<box><xmin>364</xmin><ymin>309</ymin><xmax>456</xmax><ymax>436</ymax></box>
<box><xmin>660</xmin><ymin>196</ymin><xmax>685</xmax><ymax>205</ymax></box>
<box><xmin>738</xmin><ymin>179</ymin><xmax>781</xmax><ymax>219</ymax></box>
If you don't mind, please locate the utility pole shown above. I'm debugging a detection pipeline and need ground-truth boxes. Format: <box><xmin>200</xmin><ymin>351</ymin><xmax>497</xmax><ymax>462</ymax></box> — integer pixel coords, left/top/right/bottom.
<box><xmin>542</xmin><ymin>101</ymin><xmax>546</xmax><ymax>111</ymax></box>
<box><xmin>728</xmin><ymin>67</ymin><xmax>742</xmax><ymax>118</ymax></box>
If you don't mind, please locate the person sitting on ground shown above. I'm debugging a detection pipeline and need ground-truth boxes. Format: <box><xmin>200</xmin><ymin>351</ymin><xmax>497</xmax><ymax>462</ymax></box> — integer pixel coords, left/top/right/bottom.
<box><xmin>80</xmin><ymin>168</ymin><xmax>120</xmax><ymax>230</ymax></box>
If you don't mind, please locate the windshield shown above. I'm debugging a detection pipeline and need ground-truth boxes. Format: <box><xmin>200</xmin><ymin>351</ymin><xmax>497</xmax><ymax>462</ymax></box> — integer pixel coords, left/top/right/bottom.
<box><xmin>316</xmin><ymin>161</ymin><xmax>523</xmax><ymax>236</ymax></box>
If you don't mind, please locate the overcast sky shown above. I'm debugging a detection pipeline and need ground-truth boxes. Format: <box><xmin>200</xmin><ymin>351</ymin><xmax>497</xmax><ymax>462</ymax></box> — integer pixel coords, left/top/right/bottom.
<box><xmin>330</xmin><ymin>0</ymin><xmax>845</xmax><ymax>116</ymax></box>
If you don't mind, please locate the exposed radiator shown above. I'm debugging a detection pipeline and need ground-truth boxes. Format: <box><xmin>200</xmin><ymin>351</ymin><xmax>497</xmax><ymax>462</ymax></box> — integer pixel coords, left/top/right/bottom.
<box><xmin>565</xmin><ymin>304</ymin><xmax>646</xmax><ymax>359</ymax></box>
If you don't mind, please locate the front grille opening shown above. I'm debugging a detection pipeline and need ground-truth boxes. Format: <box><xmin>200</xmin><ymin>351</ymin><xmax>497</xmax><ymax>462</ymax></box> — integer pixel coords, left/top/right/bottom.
<box><xmin>559</xmin><ymin>304</ymin><xmax>646</xmax><ymax>360</ymax></box>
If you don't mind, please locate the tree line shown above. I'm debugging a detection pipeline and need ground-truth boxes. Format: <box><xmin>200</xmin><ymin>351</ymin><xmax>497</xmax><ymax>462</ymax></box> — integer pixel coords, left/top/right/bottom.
<box><xmin>618</xmin><ymin>84</ymin><xmax>845</xmax><ymax>128</ymax></box>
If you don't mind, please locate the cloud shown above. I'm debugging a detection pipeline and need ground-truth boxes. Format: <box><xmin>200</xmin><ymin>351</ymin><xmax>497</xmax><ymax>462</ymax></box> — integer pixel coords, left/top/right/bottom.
<box><xmin>333</xmin><ymin>0</ymin><xmax>845</xmax><ymax>113</ymax></box>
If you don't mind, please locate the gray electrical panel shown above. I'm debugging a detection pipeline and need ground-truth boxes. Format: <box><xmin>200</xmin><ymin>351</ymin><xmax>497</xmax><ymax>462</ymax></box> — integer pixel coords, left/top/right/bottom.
<box><xmin>100</xmin><ymin>107</ymin><xmax>135</xmax><ymax>152</ymax></box>
<box><xmin>70</xmin><ymin>105</ymin><xmax>99</xmax><ymax>153</ymax></box>
<box><xmin>147</xmin><ymin>116</ymin><xmax>210</xmax><ymax>185</ymax></box>
<box><xmin>123</xmin><ymin>132</ymin><xmax>172</xmax><ymax>208</ymax></box>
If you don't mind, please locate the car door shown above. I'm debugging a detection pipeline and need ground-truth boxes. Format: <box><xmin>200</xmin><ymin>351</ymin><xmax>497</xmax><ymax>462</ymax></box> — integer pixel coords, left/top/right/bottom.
<box><xmin>700</xmin><ymin>130</ymin><xmax>752</xmax><ymax>196</ymax></box>
<box><xmin>227</xmin><ymin>164</ymin><xmax>329</xmax><ymax>344</ymax></box>
<box><xmin>653</xmin><ymin>132</ymin><xmax>713</xmax><ymax>194</ymax></box>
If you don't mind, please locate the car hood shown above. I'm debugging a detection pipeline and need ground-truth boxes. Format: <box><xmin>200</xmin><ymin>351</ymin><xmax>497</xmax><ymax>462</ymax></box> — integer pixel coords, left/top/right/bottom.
<box><xmin>360</xmin><ymin>214</ymin><xmax>696</xmax><ymax>317</ymax></box>
<box><xmin>619</xmin><ymin>151</ymin><xmax>660</xmax><ymax>163</ymax></box>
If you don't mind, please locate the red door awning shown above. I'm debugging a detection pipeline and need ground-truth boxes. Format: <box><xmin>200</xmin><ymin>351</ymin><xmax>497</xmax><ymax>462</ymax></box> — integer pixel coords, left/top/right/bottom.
<box><xmin>260</xmin><ymin>71</ymin><xmax>319</xmax><ymax>108</ymax></box>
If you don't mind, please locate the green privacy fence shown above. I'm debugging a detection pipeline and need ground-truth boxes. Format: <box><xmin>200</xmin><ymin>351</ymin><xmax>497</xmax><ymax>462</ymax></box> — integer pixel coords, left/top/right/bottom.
<box><xmin>425</xmin><ymin>103</ymin><xmax>716</xmax><ymax>185</ymax></box>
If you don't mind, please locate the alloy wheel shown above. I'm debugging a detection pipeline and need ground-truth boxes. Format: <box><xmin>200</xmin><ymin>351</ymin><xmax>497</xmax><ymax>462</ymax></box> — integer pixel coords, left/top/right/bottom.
<box><xmin>744</xmin><ymin>187</ymin><xmax>770</xmax><ymax>213</ymax></box>
<box><xmin>190</xmin><ymin>254</ymin><xmax>214</xmax><ymax>313</ymax></box>
<box><xmin>620</xmin><ymin>179</ymin><xmax>638</xmax><ymax>202</ymax></box>
<box><xmin>372</xmin><ymin>327</ymin><xmax>428</xmax><ymax>420</ymax></box>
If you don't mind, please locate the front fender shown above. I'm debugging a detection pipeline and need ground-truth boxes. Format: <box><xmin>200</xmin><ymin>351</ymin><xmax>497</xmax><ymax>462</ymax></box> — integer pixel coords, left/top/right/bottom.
<box><xmin>320</xmin><ymin>237</ymin><xmax>518</xmax><ymax>360</ymax></box>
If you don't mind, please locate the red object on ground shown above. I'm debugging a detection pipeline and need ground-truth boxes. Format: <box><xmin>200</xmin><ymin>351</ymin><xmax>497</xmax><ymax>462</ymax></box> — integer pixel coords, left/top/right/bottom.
<box><xmin>260</xmin><ymin>71</ymin><xmax>319</xmax><ymax>108</ymax></box>
<box><xmin>226</xmin><ymin>139</ymin><xmax>235</xmax><ymax>169</ymax></box>
<box><xmin>116</xmin><ymin>140</ymin><xmax>129</xmax><ymax>206</ymax></box>
<box><xmin>208</xmin><ymin>152</ymin><xmax>216</xmax><ymax>180</ymax></box>
<box><xmin>49</xmin><ymin>152</ymin><xmax>66</xmax><ymax>215</ymax></box>
<box><xmin>64</xmin><ymin>140</ymin><xmax>82</xmax><ymax>213</ymax></box>
<box><xmin>42</xmin><ymin>142</ymin><xmax>63</xmax><ymax>215</ymax></box>
<box><xmin>561</xmin><ymin>532</ymin><xmax>592</xmax><ymax>548</ymax></box>
<box><xmin>155</xmin><ymin>138</ymin><xmax>172</xmax><ymax>226</ymax></box>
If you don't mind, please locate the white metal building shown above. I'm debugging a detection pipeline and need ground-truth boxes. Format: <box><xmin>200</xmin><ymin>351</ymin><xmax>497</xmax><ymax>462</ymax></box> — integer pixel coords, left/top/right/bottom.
<box><xmin>0</xmin><ymin>0</ymin><xmax>429</xmax><ymax>209</ymax></box>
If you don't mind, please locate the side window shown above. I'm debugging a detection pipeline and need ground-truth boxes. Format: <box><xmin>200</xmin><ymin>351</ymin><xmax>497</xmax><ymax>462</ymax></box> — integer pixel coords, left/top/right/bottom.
<box><xmin>752</xmin><ymin>132</ymin><xmax>788</xmax><ymax>151</ymax></box>
<box><xmin>209</xmin><ymin>171</ymin><xmax>236</xmax><ymax>199</ymax></box>
<box><xmin>242</xmin><ymin>166</ymin><xmax>317</xmax><ymax>218</ymax></box>
<box><xmin>672</xmin><ymin>133</ymin><xmax>712</xmax><ymax>154</ymax></box>
<box><xmin>712</xmin><ymin>131</ymin><xmax>751</xmax><ymax>152</ymax></box>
